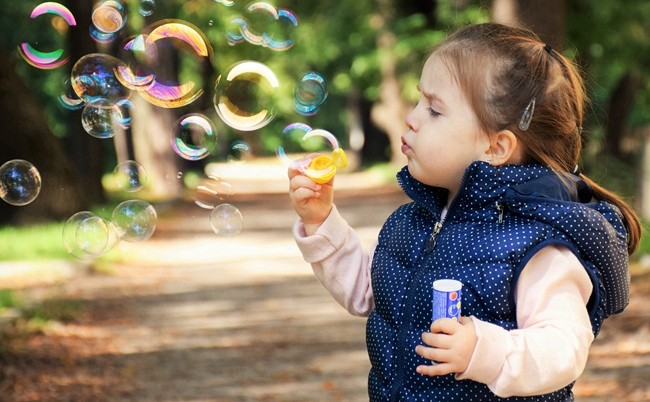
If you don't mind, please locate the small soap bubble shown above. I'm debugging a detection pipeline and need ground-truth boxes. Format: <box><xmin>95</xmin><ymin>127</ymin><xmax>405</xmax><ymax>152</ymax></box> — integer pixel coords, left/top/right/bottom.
<box><xmin>171</xmin><ymin>114</ymin><xmax>218</xmax><ymax>161</ymax></box>
<box><xmin>210</xmin><ymin>203</ymin><xmax>243</xmax><ymax>236</ymax></box>
<box><xmin>213</xmin><ymin>61</ymin><xmax>279</xmax><ymax>131</ymax></box>
<box><xmin>215</xmin><ymin>0</ymin><xmax>235</xmax><ymax>6</ymax></box>
<box><xmin>81</xmin><ymin>99</ymin><xmax>121</xmax><ymax>139</ymax></box>
<box><xmin>139</xmin><ymin>0</ymin><xmax>156</xmax><ymax>17</ymax></box>
<box><xmin>112</xmin><ymin>200</ymin><xmax>157</xmax><ymax>242</ymax></box>
<box><xmin>227</xmin><ymin>141</ymin><xmax>251</xmax><ymax>165</ymax></box>
<box><xmin>294</xmin><ymin>72</ymin><xmax>328</xmax><ymax>116</ymax></box>
<box><xmin>92</xmin><ymin>0</ymin><xmax>126</xmax><ymax>34</ymax></box>
<box><xmin>177</xmin><ymin>172</ymin><xmax>183</xmax><ymax>179</ymax></box>
<box><xmin>0</xmin><ymin>160</ymin><xmax>42</xmax><ymax>206</ymax></box>
<box><xmin>75</xmin><ymin>216</ymin><xmax>109</xmax><ymax>256</ymax></box>
<box><xmin>113</xmin><ymin>160</ymin><xmax>147</xmax><ymax>192</ymax></box>
<box><xmin>194</xmin><ymin>175</ymin><xmax>233</xmax><ymax>209</ymax></box>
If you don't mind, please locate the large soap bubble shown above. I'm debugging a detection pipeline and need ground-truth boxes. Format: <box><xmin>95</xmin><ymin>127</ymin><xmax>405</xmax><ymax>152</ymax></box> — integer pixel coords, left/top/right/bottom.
<box><xmin>71</xmin><ymin>53</ymin><xmax>131</xmax><ymax>103</ymax></box>
<box><xmin>0</xmin><ymin>160</ymin><xmax>42</xmax><ymax>206</ymax></box>
<box><xmin>112</xmin><ymin>200</ymin><xmax>157</xmax><ymax>242</ymax></box>
<box><xmin>18</xmin><ymin>2</ymin><xmax>76</xmax><ymax>70</ymax></box>
<box><xmin>81</xmin><ymin>99</ymin><xmax>123</xmax><ymax>139</ymax></box>
<box><xmin>213</xmin><ymin>61</ymin><xmax>279</xmax><ymax>131</ymax></box>
<box><xmin>293</xmin><ymin>72</ymin><xmax>328</xmax><ymax>116</ymax></box>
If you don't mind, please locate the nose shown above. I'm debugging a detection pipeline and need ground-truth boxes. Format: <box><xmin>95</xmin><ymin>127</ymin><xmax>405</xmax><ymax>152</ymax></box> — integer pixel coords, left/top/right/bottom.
<box><xmin>405</xmin><ymin>108</ymin><xmax>418</xmax><ymax>132</ymax></box>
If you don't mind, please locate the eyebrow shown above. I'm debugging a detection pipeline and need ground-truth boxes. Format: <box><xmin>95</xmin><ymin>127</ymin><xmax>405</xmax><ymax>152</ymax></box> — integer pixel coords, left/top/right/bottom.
<box><xmin>417</xmin><ymin>84</ymin><xmax>446</xmax><ymax>109</ymax></box>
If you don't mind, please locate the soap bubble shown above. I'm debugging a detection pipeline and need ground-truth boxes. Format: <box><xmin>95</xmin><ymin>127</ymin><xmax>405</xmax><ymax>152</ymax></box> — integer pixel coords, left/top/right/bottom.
<box><xmin>75</xmin><ymin>216</ymin><xmax>109</xmax><ymax>256</ymax></box>
<box><xmin>276</xmin><ymin>123</ymin><xmax>317</xmax><ymax>167</ymax></box>
<box><xmin>113</xmin><ymin>160</ymin><xmax>147</xmax><ymax>192</ymax></box>
<box><xmin>264</xmin><ymin>8</ymin><xmax>299</xmax><ymax>51</ymax></box>
<box><xmin>226</xmin><ymin>3</ymin><xmax>298</xmax><ymax>51</ymax></box>
<box><xmin>90</xmin><ymin>22</ymin><xmax>119</xmax><ymax>43</ymax></box>
<box><xmin>213</xmin><ymin>61</ymin><xmax>279</xmax><ymax>131</ymax></box>
<box><xmin>171</xmin><ymin>114</ymin><xmax>218</xmax><ymax>161</ymax></box>
<box><xmin>210</xmin><ymin>203</ymin><xmax>243</xmax><ymax>236</ymax></box>
<box><xmin>139</xmin><ymin>0</ymin><xmax>156</xmax><ymax>16</ymax></box>
<box><xmin>135</xmin><ymin>20</ymin><xmax>212</xmax><ymax>108</ymax></box>
<box><xmin>112</xmin><ymin>200</ymin><xmax>157</xmax><ymax>242</ymax></box>
<box><xmin>194</xmin><ymin>175</ymin><xmax>233</xmax><ymax>209</ymax></box>
<box><xmin>0</xmin><ymin>160</ymin><xmax>42</xmax><ymax>206</ymax></box>
<box><xmin>71</xmin><ymin>53</ymin><xmax>131</xmax><ymax>103</ymax></box>
<box><xmin>227</xmin><ymin>141</ymin><xmax>251</xmax><ymax>165</ymax></box>
<box><xmin>81</xmin><ymin>99</ymin><xmax>122</xmax><ymax>139</ymax></box>
<box><xmin>92</xmin><ymin>0</ymin><xmax>126</xmax><ymax>34</ymax></box>
<box><xmin>18</xmin><ymin>2</ymin><xmax>76</xmax><ymax>70</ymax></box>
<box><xmin>63</xmin><ymin>212</ymin><xmax>119</xmax><ymax>259</ymax></box>
<box><xmin>216</xmin><ymin>0</ymin><xmax>235</xmax><ymax>6</ymax></box>
<box><xmin>293</xmin><ymin>72</ymin><xmax>328</xmax><ymax>116</ymax></box>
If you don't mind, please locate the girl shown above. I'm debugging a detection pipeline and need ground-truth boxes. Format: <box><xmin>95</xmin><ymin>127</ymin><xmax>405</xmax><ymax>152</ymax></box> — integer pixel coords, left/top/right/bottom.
<box><xmin>289</xmin><ymin>23</ymin><xmax>641</xmax><ymax>401</ymax></box>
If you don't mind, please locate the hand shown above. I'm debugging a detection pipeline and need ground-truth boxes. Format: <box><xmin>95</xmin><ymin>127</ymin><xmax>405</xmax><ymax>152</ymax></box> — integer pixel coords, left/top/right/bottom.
<box><xmin>288</xmin><ymin>154</ymin><xmax>334</xmax><ymax>235</ymax></box>
<box><xmin>415</xmin><ymin>317</ymin><xmax>477</xmax><ymax>376</ymax></box>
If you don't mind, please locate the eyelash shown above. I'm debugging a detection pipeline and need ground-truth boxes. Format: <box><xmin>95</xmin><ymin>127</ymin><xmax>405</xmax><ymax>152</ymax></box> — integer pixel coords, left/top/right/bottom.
<box><xmin>427</xmin><ymin>107</ymin><xmax>441</xmax><ymax>117</ymax></box>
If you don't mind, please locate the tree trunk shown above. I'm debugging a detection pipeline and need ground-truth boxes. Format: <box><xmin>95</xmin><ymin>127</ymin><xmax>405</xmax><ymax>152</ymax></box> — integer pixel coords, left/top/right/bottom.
<box><xmin>65</xmin><ymin>0</ymin><xmax>106</xmax><ymax>204</ymax></box>
<box><xmin>605</xmin><ymin>71</ymin><xmax>641</xmax><ymax>161</ymax></box>
<box><xmin>0</xmin><ymin>45</ymin><xmax>89</xmax><ymax>226</ymax></box>
<box><xmin>492</xmin><ymin>0</ymin><xmax>566</xmax><ymax>49</ymax></box>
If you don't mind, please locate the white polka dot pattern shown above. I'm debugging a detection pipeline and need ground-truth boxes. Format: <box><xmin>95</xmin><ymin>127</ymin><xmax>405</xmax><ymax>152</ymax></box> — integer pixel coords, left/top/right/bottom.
<box><xmin>365</xmin><ymin>162</ymin><xmax>629</xmax><ymax>401</ymax></box>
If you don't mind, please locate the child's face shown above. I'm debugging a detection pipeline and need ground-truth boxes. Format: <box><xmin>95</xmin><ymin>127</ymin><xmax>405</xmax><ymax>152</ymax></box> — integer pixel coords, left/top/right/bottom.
<box><xmin>402</xmin><ymin>54</ymin><xmax>490</xmax><ymax>201</ymax></box>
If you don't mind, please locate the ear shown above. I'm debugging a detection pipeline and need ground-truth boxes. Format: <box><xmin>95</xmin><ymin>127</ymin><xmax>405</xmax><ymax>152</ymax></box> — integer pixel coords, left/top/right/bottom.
<box><xmin>485</xmin><ymin>129</ymin><xmax>521</xmax><ymax>166</ymax></box>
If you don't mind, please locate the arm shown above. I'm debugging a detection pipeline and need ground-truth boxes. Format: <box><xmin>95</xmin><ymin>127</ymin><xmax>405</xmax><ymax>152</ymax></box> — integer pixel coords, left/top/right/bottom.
<box><xmin>289</xmin><ymin>159</ymin><xmax>375</xmax><ymax>317</ymax></box>
<box><xmin>456</xmin><ymin>245</ymin><xmax>595</xmax><ymax>396</ymax></box>
<box><xmin>294</xmin><ymin>206</ymin><xmax>375</xmax><ymax>317</ymax></box>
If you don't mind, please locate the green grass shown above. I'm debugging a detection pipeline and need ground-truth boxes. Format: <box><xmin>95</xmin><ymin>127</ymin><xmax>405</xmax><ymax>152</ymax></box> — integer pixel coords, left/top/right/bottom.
<box><xmin>0</xmin><ymin>223</ymin><xmax>71</xmax><ymax>261</ymax></box>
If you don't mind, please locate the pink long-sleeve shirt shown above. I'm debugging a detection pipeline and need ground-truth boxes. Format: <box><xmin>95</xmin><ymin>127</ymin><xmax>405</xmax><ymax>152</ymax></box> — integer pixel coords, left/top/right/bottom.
<box><xmin>294</xmin><ymin>204</ymin><xmax>595</xmax><ymax>398</ymax></box>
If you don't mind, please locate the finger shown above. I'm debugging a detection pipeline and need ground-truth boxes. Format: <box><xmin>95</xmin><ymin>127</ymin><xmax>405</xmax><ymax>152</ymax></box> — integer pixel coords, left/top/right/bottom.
<box><xmin>430</xmin><ymin>318</ymin><xmax>461</xmax><ymax>335</ymax></box>
<box><xmin>421</xmin><ymin>332</ymin><xmax>453</xmax><ymax>350</ymax></box>
<box><xmin>291</xmin><ymin>186</ymin><xmax>320</xmax><ymax>202</ymax></box>
<box><xmin>416</xmin><ymin>362</ymin><xmax>454</xmax><ymax>377</ymax></box>
<box><xmin>415</xmin><ymin>345</ymin><xmax>452</xmax><ymax>363</ymax></box>
<box><xmin>290</xmin><ymin>175</ymin><xmax>322</xmax><ymax>192</ymax></box>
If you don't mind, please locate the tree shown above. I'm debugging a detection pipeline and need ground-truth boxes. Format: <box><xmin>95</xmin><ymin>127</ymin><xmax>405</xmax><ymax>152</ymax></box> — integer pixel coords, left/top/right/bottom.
<box><xmin>0</xmin><ymin>44</ymin><xmax>89</xmax><ymax>225</ymax></box>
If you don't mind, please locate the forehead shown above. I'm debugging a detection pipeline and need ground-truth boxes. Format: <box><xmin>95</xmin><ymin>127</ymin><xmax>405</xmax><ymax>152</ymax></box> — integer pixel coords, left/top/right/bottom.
<box><xmin>420</xmin><ymin>54</ymin><xmax>463</xmax><ymax>103</ymax></box>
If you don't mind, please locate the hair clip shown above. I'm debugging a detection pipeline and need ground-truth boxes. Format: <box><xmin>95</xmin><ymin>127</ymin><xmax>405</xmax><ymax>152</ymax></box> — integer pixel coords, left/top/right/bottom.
<box><xmin>544</xmin><ymin>43</ymin><xmax>552</xmax><ymax>54</ymax></box>
<box><xmin>518</xmin><ymin>97</ymin><xmax>535</xmax><ymax>131</ymax></box>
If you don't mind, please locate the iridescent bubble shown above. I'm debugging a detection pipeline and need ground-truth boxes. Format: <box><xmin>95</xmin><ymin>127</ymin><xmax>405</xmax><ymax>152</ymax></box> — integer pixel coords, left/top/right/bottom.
<box><xmin>58</xmin><ymin>79</ymin><xmax>85</xmax><ymax>110</ymax></box>
<box><xmin>263</xmin><ymin>8</ymin><xmax>299</xmax><ymax>51</ymax></box>
<box><xmin>112</xmin><ymin>200</ymin><xmax>157</xmax><ymax>242</ymax></box>
<box><xmin>113</xmin><ymin>160</ymin><xmax>147</xmax><ymax>192</ymax></box>
<box><xmin>71</xmin><ymin>53</ymin><xmax>131</xmax><ymax>103</ymax></box>
<box><xmin>213</xmin><ymin>61</ymin><xmax>279</xmax><ymax>131</ymax></box>
<box><xmin>19</xmin><ymin>2</ymin><xmax>76</xmax><ymax>70</ymax></box>
<box><xmin>226</xmin><ymin>3</ymin><xmax>298</xmax><ymax>51</ymax></box>
<box><xmin>75</xmin><ymin>216</ymin><xmax>109</xmax><ymax>256</ymax></box>
<box><xmin>114</xmin><ymin>99</ymin><xmax>134</xmax><ymax>129</ymax></box>
<box><xmin>0</xmin><ymin>160</ymin><xmax>42</xmax><ymax>206</ymax></box>
<box><xmin>171</xmin><ymin>114</ymin><xmax>218</xmax><ymax>161</ymax></box>
<box><xmin>216</xmin><ymin>0</ymin><xmax>235</xmax><ymax>6</ymax></box>
<box><xmin>92</xmin><ymin>0</ymin><xmax>126</xmax><ymax>34</ymax></box>
<box><xmin>81</xmin><ymin>99</ymin><xmax>122</xmax><ymax>139</ymax></box>
<box><xmin>227</xmin><ymin>141</ymin><xmax>252</xmax><ymax>165</ymax></box>
<box><xmin>210</xmin><ymin>203</ymin><xmax>243</xmax><ymax>236</ymax></box>
<box><xmin>139</xmin><ymin>0</ymin><xmax>156</xmax><ymax>16</ymax></box>
<box><xmin>276</xmin><ymin>123</ymin><xmax>313</xmax><ymax>166</ymax></box>
<box><xmin>135</xmin><ymin>21</ymin><xmax>212</xmax><ymax>108</ymax></box>
<box><xmin>293</xmin><ymin>72</ymin><xmax>328</xmax><ymax>116</ymax></box>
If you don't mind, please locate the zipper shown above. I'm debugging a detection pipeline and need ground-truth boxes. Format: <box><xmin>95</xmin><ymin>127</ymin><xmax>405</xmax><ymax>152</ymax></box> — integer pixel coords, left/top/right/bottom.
<box><xmin>495</xmin><ymin>202</ymin><xmax>505</xmax><ymax>223</ymax></box>
<box><xmin>425</xmin><ymin>221</ymin><xmax>443</xmax><ymax>253</ymax></box>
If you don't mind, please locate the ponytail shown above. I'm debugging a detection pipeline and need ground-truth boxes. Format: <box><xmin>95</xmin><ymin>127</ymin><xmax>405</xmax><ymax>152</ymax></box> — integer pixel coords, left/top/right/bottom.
<box><xmin>579</xmin><ymin>174</ymin><xmax>641</xmax><ymax>255</ymax></box>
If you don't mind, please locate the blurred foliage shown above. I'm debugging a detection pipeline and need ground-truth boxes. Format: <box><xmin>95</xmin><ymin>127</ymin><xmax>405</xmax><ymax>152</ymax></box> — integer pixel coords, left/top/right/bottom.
<box><xmin>0</xmin><ymin>0</ymin><xmax>649</xmax><ymax>199</ymax></box>
<box><xmin>0</xmin><ymin>223</ymin><xmax>71</xmax><ymax>261</ymax></box>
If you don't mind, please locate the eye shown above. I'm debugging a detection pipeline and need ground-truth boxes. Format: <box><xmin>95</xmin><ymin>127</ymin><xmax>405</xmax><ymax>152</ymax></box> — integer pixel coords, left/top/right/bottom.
<box><xmin>427</xmin><ymin>107</ymin><xmax>441</xmax><ymax>117</ymax></box>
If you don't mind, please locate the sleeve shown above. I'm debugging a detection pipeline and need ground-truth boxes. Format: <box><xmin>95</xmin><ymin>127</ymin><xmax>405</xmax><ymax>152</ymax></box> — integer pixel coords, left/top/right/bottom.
<box><xmin>293</xmin><ymin>204</ymin><xmax>376</xmax><ymax>317</ymax></box>
<box><xmin>456</xmin><ymin>244</ymin><xmax>595</xmax><ymax>397</ymax></box>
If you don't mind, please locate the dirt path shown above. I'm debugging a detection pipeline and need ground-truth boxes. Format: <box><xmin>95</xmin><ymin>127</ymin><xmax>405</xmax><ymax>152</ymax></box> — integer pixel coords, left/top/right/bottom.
<box><xmin>1</xmin><ymin>186</ymin><xmax>649</xmax><ymax>401</ymax></box>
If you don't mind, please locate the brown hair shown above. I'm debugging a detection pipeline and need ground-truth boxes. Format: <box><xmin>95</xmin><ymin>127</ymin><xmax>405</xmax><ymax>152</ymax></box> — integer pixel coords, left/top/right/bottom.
<box><xmin>432</xmin><ymin>22</ymin><xmax>641</xmax><ymax>255</ymax></box>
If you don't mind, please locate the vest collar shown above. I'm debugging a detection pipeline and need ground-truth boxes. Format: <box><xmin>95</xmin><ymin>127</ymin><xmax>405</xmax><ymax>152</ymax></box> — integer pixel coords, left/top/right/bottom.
<box><xmin>396</xmin><ymin>161</ymin><xmax>593</xmax><ymax>219</ymax></box>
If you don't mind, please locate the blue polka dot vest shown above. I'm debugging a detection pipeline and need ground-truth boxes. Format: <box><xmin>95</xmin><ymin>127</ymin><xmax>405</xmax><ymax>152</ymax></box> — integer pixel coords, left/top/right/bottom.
<box><xmin>367</xmin><ymin>162</ymin><xmax>629</xmax><ymax>401</ymax></box>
